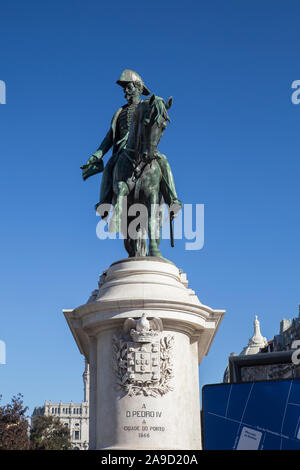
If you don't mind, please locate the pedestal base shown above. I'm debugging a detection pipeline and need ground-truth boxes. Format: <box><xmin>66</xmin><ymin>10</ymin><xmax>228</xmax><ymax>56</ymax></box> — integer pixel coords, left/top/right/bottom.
<box><xmin>64</xmin><ymin>258</ymin><xmax>225</xmax><ymax>450</ymax></box>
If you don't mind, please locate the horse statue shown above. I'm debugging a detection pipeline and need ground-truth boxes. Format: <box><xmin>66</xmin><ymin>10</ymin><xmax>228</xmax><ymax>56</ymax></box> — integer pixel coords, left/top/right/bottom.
<box><xmin>109</xmin><ymin>94</ymin><xmax>174</xmax><ymax>258</ymax></box>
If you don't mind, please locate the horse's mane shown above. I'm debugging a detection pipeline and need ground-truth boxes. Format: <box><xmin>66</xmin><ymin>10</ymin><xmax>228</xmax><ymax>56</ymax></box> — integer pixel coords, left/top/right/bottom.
<box><xmin>126</xmin><ymin>95</ymin><xmax>169</xmax><ymax>151</ymax></box>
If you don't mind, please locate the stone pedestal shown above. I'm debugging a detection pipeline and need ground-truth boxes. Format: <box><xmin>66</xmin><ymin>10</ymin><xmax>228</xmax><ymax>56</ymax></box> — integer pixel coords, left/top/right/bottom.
<box><xmin>64</xmin><ymin>257</ymin><xmax>225</xmax><ymax>450</ymax></box>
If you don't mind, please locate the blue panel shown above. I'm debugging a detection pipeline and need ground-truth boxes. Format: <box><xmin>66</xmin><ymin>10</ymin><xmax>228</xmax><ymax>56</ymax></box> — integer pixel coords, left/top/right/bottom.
<box><xmin>242</xmin><ymin>380</ymin><xmax>291</xmax><ymax>433</ymax></box>
<box><xmin>202</xmin><ymin>378</ymin><xmax>300</xmax><ymax>450</ymax></box>
<box><xmin>225</xmin><ymin>382</ymin><xmax>255</xmax><ymax>422</ymax></box>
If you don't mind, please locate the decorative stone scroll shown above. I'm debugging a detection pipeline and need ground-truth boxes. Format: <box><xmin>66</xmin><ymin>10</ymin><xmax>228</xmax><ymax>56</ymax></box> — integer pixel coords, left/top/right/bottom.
<box><xmin>112</xmin><ymin>314</ymin><xmax>174</xmax><ymax>397</ymax></box>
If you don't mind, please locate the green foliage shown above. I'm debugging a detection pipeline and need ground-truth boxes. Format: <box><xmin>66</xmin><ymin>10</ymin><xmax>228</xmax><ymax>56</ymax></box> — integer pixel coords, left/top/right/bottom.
<box><xmin>0</xmin><ymin>393</ymin><xmax>30</xmax><ymax>450</ymax></box>
<box><xmin>30</xmin><ymin>414</ymin><xmax>73</xmax><ymax>450</ymax></box>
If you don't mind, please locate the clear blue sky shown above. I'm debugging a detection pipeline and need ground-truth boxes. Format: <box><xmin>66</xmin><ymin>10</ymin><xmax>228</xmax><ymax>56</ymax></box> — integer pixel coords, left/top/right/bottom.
<box><xmin>1</xmin><ymin>0</ymin><xmax>300</xmax><ymax>415</ymax></box>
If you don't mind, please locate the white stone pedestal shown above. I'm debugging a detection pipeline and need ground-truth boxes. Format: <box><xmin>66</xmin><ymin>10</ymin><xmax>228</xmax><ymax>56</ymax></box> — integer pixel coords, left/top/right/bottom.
<box><xmin>64</xmin><ymin>257</ymin><xmax>225</xmax><ymax>450</ymax></box>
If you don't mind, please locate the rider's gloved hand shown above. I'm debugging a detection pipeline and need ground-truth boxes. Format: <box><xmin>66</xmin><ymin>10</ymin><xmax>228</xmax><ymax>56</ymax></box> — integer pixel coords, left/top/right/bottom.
<box><xmin>88</xmin><ymin>150</ymin><xmax>103</xmax><ymax>165</ymax></box>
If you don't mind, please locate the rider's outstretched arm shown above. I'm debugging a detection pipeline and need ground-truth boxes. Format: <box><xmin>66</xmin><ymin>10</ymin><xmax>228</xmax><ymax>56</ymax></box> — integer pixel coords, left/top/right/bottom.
<box><xmin>93</xmin><ymin>128</ymin><xmax>113</xmax><ymax>159</ymax></box>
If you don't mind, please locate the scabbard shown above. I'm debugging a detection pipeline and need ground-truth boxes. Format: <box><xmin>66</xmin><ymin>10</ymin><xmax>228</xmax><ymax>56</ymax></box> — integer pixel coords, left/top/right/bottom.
<box><xmin>170</xmin><ymin>211</ymin><xmax>174</xmax><ymax>248</ymax></box>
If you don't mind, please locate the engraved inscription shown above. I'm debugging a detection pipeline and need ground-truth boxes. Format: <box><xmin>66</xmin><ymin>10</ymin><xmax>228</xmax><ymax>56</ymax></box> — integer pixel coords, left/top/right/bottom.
<box><xmin>123</xmin><ymin>404</ymin><xmax>166</xmax><ymax>439</ymax></box>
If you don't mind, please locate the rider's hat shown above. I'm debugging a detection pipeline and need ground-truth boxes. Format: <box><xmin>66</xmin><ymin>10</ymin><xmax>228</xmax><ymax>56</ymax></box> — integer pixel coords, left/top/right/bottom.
<box><xmin>116</xmin><ymin>69</ymin><xmax>150</xmax><ymax>96</ymax></box>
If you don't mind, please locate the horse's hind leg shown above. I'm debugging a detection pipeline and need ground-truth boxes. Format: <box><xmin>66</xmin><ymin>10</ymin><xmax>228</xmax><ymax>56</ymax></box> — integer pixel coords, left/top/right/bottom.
<box><xmin>147</xmin><ymin>191</ymin><xmax>163</xmax><ymax>258</ymax></box>
<box><xmin>155</xmin><ymin>197</ymin><xmax>164</xmax><ymax>249</ymax></box>
<box><xmin>110</xmin><ymin>182</ymin><xmax>129</xmax><ymax>233</ymax></box>
<box><xmin>124</xmin><ymin>217</ymin><xmax>136</xmax><ymax>257</ymax></box>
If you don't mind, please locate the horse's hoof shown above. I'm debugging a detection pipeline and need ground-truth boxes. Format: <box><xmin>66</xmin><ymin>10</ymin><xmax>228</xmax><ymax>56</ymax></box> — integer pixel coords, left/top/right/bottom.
<box><xmin>149</xmin><ymin>249</ymin><xmax>163</xmax><ymax>258</ymax></box>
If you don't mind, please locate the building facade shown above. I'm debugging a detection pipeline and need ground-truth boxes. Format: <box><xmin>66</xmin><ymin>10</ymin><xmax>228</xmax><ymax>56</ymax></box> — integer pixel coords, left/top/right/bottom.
<box><xmin>224</xmin><ymin>306</ymin><xmax>300</xmax><ymax>383</ymax></box>
<box><xmin>32</xmin><ymin>360</ymin><xmax>89</xmax><ymax>450</ymax></box>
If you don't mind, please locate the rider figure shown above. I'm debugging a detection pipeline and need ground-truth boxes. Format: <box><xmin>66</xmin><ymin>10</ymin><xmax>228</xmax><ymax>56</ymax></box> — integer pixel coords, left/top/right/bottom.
<box><xmin>82</xmin><ymin>69</ymin><xmax>181</xmax><ymax>211</ymax></box>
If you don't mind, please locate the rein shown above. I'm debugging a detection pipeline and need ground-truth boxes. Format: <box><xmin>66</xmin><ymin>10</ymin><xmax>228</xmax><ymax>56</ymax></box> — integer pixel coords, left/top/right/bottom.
<box><xmin>123</xmin><ymin>148</ymin><xmax>159</xmax><ymax>182</ymax></box>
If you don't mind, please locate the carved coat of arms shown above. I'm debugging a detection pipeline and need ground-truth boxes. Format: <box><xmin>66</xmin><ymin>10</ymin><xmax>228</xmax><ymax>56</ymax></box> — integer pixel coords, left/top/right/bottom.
<box><xmin>112</xmin><ymin>314</ymin><xmax>174</xmax><ymax>397</ymax></box>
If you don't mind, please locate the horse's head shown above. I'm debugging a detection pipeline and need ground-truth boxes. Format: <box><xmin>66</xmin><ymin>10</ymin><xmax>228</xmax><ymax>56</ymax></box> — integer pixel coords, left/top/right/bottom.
<box><xmin>138</xmin><ymin>94</ymin><xmax>172</xmax><ymax>159</ymax></box>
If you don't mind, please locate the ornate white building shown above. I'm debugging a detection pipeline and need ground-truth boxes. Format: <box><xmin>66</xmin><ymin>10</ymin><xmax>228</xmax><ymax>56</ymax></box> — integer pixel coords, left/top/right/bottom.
<box><xmin>223</xmin><ymin>315</ymin><xmax>268</xmax><ymax>382</ymax></box>
<box><xmin>240</xmin><ymin>315</ymin><xmax>268</xmax><ymax>355</ymax></box>
<box><xmin>32</xmin><ymin>360</ymin><xmax>89</xmax><ymax>450</ymax></box>
<box><xmin>224</xmin><ymin>307</ymin><xmax>300</xmax><ymax>383</ymax></box>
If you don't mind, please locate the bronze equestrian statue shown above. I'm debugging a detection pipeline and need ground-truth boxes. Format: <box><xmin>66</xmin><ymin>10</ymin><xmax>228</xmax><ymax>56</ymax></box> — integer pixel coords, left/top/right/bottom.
<box><xmin>81</xmin><ymin>70</ymin><xmax>181</xmax><ymax>258</ymax></box>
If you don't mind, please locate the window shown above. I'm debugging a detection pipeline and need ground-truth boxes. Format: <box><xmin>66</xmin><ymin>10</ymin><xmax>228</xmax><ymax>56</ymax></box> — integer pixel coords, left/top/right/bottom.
<box><xmin>74</xmin><ymin>431</ymin><xmax>80</xmax><ymax>440</ymax></box>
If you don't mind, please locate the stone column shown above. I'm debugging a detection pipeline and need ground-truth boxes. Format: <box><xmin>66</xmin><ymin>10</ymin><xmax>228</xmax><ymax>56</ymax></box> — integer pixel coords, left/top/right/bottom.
<box><xmin>64</xmin><ymin>257</ymin><xmax>225</xmax><ymax>450</ymax></box>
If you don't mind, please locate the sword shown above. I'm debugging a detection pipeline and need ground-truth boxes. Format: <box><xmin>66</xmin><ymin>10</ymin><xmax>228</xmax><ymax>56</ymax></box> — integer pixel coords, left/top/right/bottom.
<box><xmin>170</xmin><ymin>210</ymin><xmax>174</xmax><ymax>248</ymax></box>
